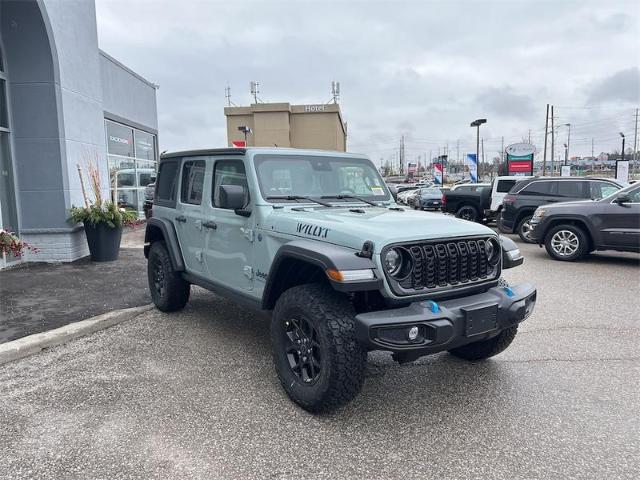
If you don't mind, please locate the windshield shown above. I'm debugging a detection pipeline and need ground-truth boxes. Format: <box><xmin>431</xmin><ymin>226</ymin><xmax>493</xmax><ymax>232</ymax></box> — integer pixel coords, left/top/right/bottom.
<box><xmin>422</xmin><ymin>188</ymin><xmax>441</xmax><ymax>195</ymax></box>
<box><xmin>254</xmin><ymin>154</ymin><xmax>391</xmax><ymax>203</ymax></box>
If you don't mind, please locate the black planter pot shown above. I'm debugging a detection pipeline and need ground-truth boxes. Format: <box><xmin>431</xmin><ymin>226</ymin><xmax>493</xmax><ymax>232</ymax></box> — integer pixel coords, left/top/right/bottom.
<box><xmin>83</xmin><ymin>222</ymin><xmax>122</xmax><ymax>262</ymax></box>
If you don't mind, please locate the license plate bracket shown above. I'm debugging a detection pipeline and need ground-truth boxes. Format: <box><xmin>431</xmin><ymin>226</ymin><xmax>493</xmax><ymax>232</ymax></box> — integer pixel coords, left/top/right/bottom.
<box><xmin>463</xmin><ymin>304</ymin><xmax>498</xmax><ymax>337</ymax></box>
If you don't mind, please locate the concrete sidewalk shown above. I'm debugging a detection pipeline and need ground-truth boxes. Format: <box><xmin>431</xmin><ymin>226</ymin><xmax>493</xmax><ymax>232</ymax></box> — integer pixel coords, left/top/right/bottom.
<box><xmin>0</xmin><ymin>228</ymin><xmax>149</xmax><ymax>344</ymax></box>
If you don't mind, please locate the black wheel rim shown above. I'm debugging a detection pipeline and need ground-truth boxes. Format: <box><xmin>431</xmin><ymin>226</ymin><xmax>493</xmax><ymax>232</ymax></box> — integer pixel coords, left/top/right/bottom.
<box><xmin>283</xmin><ymin>316</ymin><xmax>322</xmax><ymax>384</ymax></box>
<box><xmin>460</xmin><ymin>208</ymin><xmax>474</xmax><ymax>221</ymax></box>
<box><xmin>152</xmin><ymin>257</ymin><xmax>165</xmax><ymax>297</ymax></box>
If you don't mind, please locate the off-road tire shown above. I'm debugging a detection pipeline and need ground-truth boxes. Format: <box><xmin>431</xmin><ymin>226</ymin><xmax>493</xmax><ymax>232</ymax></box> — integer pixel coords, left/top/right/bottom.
<box><xmin>147</xmin><ymin>241</ymin><xmax>190</xmax><ymax>312</ymax></box>
<box><xmin>448</xmin><ymin>326</ymin><xmax>518</xmax><ymax>361</ymax></box>
<box><xmin>271</xmin><ymin>283</ymin><xmax>367</xmax><ymax>413</ymax></box>
<box><xmin>456</xmin><ymin>205</ymin><xmax>479</xmax><ymax>222</ymax></box>
<box><xmin>544</xmin><ymin>224</ymin><xmax>589</xmax><ymax>262</ymax></box>
<box><xmin>517</xmin><ymin>215</ymin><xmax>535</xmax><ymax>243</ymax></box>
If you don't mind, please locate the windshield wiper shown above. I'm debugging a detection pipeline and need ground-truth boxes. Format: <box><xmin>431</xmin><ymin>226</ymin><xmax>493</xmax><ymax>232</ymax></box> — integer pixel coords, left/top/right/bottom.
<box><xmin>320</xmin><ymin>194</ymin><xmax>381</xmax><ymax>207</ymax></box>
<box><xmin>265</xmin><ymin>195</ymin><xmax>333</xmax><ymax>207</ymax></box>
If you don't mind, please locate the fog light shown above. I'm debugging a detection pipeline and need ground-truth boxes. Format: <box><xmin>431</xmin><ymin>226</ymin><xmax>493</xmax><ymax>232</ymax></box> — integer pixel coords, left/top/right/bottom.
<box><xmin>408</xmin><ymin>326</ymin><xmax>419</xmax><ymax>341</ymax></box>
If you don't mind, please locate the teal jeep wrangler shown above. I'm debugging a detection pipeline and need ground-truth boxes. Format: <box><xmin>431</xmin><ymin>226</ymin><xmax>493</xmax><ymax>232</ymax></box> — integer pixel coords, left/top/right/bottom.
<box><xmin>145</xmin><ymin>148</ymin><xmax>536</xmax><ymax>412</ymax></box>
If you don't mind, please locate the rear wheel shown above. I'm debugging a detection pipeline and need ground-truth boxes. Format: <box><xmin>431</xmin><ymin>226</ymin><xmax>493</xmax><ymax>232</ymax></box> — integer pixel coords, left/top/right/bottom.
<box><xmin>544</xmin><ymin>224</ymin><xmax>589</xmax><ymax>261</ymax></box>
<box><xmin>517</xmin><ymin>215</ymin><xmax>535</xmax><ymax>243</ymax></box>
<box><xmin>271</xmin><ymin>284</ymin><xmax>367</xmax><ymax>413</ymax></box>
<box><xmin>147</xmin><ymin>241</ymin><xmax>190</xmax><ymax>312</ymax></box>
<box><xmin>449</xmin><ymin>326</ymin><xmax>518</xmax><ymax>361</ymax></box>
<box><xmin>456</xmin><ymin>205</ymin><xmax>479</xmax><ymax>222</ymax></box>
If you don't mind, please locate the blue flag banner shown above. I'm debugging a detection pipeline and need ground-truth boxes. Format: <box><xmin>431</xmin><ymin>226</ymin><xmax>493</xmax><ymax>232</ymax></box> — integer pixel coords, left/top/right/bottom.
<box><xmin>466</xmin><ymin>154</ymin><xmax>478</xmax><ymax>183</ymax></box>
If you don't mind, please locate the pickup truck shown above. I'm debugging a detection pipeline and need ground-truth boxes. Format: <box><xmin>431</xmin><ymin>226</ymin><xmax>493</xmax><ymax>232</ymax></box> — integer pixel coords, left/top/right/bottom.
<box><xmin>442</xmin><ymin>183</ymin><xmax>491</xmax><ymax>222</ymax></box>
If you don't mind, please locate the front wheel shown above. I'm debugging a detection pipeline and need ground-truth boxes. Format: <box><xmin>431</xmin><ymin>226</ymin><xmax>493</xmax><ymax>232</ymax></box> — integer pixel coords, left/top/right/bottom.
<box><xmin>449</xmin><ymin>326</ymin><xmax>518</xmax><ymax>361</ymax></box>
<box><xmin>517</xmin><ymin>215</ymin><xmax>535</xmax><ymax>243</ymax></box>
<box><xmin>271</xmin><ymin>284</ymin><xmax>367</xmax><ymax>413</ymax></box>
<box><xmin>544</xmin><ymin>224</ymin><xmax>589</xmax><ymax>261</ymax></box>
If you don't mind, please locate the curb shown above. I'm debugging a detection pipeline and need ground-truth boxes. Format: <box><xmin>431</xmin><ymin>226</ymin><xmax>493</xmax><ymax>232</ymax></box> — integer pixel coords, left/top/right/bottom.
<box><xmin>0</xmin><ymin>304</ymin><xmax>154</xmax><ymax>366</ymax></box>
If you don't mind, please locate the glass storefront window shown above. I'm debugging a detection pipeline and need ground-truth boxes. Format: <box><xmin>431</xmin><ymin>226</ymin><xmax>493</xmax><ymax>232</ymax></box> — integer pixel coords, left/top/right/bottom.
<box><xmin>105</xmin><ymin>119</ymin><xmax>158</xmax><ymax>217</ymax></box>
<box><xmin>135</xmin><ymin>130</ymin><xmax>156</xmax><ymax>161</ymax></box>
<box><xmin>0</xmin><ymin>79</ymin><xmax>9</xmax><ymax>129</ymax></box>
<box><xmin>106</xmin><ymin>121</ymin><xmax>134</xmax><ymax>158</ymax></box>
<box><xmin>0</xmin><ymin>132</ymin><xmax>18</xmax><ymax>232</ymax></box>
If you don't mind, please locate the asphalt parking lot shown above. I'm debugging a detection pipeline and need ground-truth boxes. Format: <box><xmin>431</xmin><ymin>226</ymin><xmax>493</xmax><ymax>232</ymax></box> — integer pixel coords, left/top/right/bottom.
<box><xmin>1</xmin><ymin>237</ymin><xmax>639</xmax><ymax>479</ymax></box>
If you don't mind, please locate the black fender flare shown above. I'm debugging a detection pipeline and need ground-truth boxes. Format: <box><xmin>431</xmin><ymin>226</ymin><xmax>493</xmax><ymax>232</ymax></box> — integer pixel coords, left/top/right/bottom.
<box><xmin>262</xmin><ymin>239</ymin><xmax>381</xmax><ymax>309</ymax></box>
<box><xmin>143</xmin><ymin>217</ymin><xmax>185</xmax><ymax>271</ymax></box>
<box><xmin>499</xmin><ymin>235</ymin><xmax>524</xmax><ymax>269</ymax></box>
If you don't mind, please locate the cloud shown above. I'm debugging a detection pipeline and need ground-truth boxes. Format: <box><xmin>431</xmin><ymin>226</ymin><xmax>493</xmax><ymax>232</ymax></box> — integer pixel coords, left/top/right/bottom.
<box><xmin>95</xmin><ymin>0</ymin><xmax>640</xmax><ymax>159</ymax></box>
<box><xmin>476</xmin><ymin>87</ymin><xmax>535</xmax><ymax>120</ymax></box>
<box><xmin>586</xmin><ymin>67</ymin><xmax>640</xmax><ymax>104</ymax></box>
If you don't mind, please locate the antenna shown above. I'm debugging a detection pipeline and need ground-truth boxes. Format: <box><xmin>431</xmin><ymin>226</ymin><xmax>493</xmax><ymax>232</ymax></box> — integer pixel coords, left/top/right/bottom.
<box><xmin>331</xmin><ymin>81</ymin><xmax>340</xmax><ymax>104</ymax></box>
<box><xmin>250</xmin><ymin>81</ymin><xmax>260</xmax><ymax>104</ymax></box>
<box><xmin>224</xmin><ymin>84</ymin><xmax>236</xmax><ymax>107</ymax></box>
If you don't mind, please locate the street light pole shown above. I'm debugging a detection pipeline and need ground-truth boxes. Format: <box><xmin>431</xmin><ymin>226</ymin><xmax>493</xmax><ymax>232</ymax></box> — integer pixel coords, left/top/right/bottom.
<box><xmin>470</xmin><ymin>118</ymin><xmax>487</xmax><ymax>181</ymax></box>
<box><xmin>617</xmin><ymin>132</ymin><xmax>625</xmax><ymax>180</ymax></box>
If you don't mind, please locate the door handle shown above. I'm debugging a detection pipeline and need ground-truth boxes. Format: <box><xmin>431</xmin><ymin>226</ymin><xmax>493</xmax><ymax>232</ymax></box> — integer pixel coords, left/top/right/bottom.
<box><xmin>175</xmin><ymin>215</ymin><xmax>187</xmax><ymax>223</ymax></box>
<box><xmin>203</xmin><ymin>221</ymin><xmax>217</xmax><ymax>230</ymax></box>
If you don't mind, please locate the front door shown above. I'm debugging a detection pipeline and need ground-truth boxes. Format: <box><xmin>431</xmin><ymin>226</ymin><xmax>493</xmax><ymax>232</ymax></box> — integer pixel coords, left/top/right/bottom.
<box><xmin>174</xmin><ymin>159</ymin><xmax>207</xmax><ymax>274</ymax></box>
<box><xmin>203</xmin><ymin>158</ymin><xmax>254</xmax><ymax>291</ymax></box>
<box><xmin>597</xmin><ymin>186</ymin><xmax>640</xmax><ymax>250</ymax></box>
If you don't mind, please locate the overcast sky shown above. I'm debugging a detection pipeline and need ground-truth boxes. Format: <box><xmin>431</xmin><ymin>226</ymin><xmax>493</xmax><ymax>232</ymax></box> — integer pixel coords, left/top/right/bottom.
<box><xmin>95</xmin><ymin>0</ymin><xmax>639</xmax><ymax>164</ymax></box>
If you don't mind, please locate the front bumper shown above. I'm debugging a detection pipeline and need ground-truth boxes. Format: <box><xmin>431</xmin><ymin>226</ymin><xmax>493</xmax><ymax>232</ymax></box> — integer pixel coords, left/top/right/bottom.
<box><xmin>355</xmin><ymin>283</ymin><xmax>536</xmax><ymax>356</ymax></box>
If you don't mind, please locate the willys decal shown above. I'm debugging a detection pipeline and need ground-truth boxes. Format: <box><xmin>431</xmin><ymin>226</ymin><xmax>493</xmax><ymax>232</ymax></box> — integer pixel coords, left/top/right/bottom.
<box><xmin>296</xmin><ymin>223</ymin><xmax>329</xmax><ymax>238</ymax></box>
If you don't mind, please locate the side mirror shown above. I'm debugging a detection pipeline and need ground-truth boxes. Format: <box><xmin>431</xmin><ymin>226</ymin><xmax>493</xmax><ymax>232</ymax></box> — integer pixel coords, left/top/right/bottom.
<box><xmin>219</xmin><ymin>184</ymin><xmax>247</xmax><ymax>212</ymax></box>
<box><xmin>500</xmin><ymin>235</ymin><xmax>524</xmax><ymax>269</ymax></box>
<box><xmin>614</xmin><ymin>194</ymin><xmax>631</xmax><ymax>205</ymax></box>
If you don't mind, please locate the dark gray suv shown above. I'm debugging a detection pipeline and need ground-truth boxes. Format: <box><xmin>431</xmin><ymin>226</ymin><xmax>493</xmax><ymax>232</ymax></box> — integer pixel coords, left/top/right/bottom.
<box><xmin>530</xmin><ymin>183</ymin><xmax>640</xmax><ymax>261</ymax></box>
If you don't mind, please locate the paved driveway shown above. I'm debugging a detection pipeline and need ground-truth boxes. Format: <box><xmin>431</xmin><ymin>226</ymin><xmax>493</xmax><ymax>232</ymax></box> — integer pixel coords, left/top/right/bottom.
<box><xmin>1</xmin><ymin>239</ymin><xmax>638</xmax><ymax>479</ymax></box>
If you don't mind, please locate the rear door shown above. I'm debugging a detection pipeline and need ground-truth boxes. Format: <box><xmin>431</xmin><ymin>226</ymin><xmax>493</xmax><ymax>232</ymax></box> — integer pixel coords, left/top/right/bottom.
<box><xmin>174</xmin><ymin>158</ymin><xmax>207</xmax><ymax>274</ymax></box>
<box><xmin>552</xmin><ymin>180</ymin><xmax>588</xmax><ymax>203</ymax></box>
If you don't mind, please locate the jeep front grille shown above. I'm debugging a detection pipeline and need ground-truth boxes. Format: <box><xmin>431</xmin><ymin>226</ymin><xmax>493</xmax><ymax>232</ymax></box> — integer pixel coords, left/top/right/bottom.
<box><xmin>388</xmin><ymin>238</ymin><xmax>498</xmax><ymax>295</ymax></box>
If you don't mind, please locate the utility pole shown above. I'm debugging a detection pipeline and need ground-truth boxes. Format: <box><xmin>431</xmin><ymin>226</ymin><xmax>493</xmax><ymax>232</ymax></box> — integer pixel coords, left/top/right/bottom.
<box><xmin>542</xmin><ymin>104</ymin><xmax>549</xmax><ymax>176</ymax></box>
<box><xmin>550</xmin><ymin>105</ymin><xmax>555</xmax><ymax>176</ymax></box>
<box><xmin>528</xmin><ymin>129</ymin><xmax>531</xmax><ymax>143</ymax></box>
<box><xmin>566</xmin><ymin>123</ymin><xmax>571</xmax><ymax>164</ymax></box>
<box><xmin>481</xmin><ymin>138</ymin><xmax>485</xmax><ymax>180</ymax></box>
<box><xmin>501</xmin><ymin>136</ymin><xmax>504</xmax><ymax>163</ymax></box>
<box><xmin>399</xmin><ymin>136</ymin><xmax>405</xmax><ymax>175</ymax></box>
<box><xmin>633</xmin><ymin>108</ymin><xmax>638</xmax><ymax>176</ymax></box>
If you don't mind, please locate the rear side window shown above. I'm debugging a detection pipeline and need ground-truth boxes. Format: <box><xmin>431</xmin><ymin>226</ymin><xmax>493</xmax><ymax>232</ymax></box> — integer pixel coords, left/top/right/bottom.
<box><xmin>155</xmin><ymin>161</ymin><xmax>179</xmax><ymax>205</ymax></box>
<box><xmin>590</xmin><ymin>181</ymin><xmax>619</xmax><ymax>200</ymax></box>
<box><xmin>496</xmin><ymin>179</ymin><xmax>517</xmax><ymax>193</ymax></box>
<box><xmin>180</xmin><ymin>160</ymin><xmax>206</xmax><ymax>205</ymax></box>
<box><xmin>519</xmin><ymin>181</ymin><xmax>552</xmax><ymax>196</ymax></box>
<box><xmin>556</xmin><ymin>181</ymin><xmax>586</xmax><ymax>198</ymax></box>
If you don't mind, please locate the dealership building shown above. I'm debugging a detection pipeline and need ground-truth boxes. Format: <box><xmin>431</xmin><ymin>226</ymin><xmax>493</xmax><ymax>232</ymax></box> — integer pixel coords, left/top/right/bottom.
<box><xmin>225</xmin><ymin>102</ymin><xmax>347</xmax><ymax>152</ymax></box>
<box><xmin>0</xmin><ymin>0</ymin><xmax>158</xmax><ymax>267</ymax></box>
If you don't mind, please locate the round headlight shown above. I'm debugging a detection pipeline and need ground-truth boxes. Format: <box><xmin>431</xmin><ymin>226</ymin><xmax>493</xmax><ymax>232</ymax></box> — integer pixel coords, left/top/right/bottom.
<box><xmin>384</xmin><ymin>249</ymin><xmax>402</xmax><ymax>276</ymax></box>
<box><xmin>485</xmin><ymin>238</ymin><xmax>501</xmax><ymax>265</ymax></box>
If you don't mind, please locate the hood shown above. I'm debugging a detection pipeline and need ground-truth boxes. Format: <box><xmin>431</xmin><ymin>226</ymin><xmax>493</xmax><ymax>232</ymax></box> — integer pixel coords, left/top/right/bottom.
<box><xmin>266</xmin><ymin>205</ymin><xmax>494</xmax><ymax>253</ymax></box>
<box><xmin>540</xmin><ymin>199</ymin><xmax>594</xmax><ymax>210</ymax></box>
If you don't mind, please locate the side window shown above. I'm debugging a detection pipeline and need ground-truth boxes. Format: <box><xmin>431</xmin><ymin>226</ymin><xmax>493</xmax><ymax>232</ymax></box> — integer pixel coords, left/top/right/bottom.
<box><xmin>496</xmin><ymin>180</ymin><xmax>516</xmax><ymax>193</ymax></box>
<box><xmin>627</xmin><ymin>187</ymin><xmax>640</xmax><ymax>203</ymax></box>
<box><xmin>180</xmin><ymin>160</ymin><xmax>206</xmax><ymax>205</ymax></box>
<box><xmin>520</xmin><ymin>181</ymin><xmax>552</xmax><ymax>196</ymax></box>
<box><xmin>156</xmin><ymin>161</ymin><xmax>179</xmax><ymax>204</ymax></box>
<box><xmin>590</xmin><ymin>181</ymin><xmax>619</xmax><ymax>200</ymax></box>
<box><xmin>212</xmin><ymin>160</ymin><xmax>249</xmax><ymax>208</ymax></box>
<box><xmin>556</xmin><ymin>181</ymin><xmax>585</xmax><ymax>198</ymax></box>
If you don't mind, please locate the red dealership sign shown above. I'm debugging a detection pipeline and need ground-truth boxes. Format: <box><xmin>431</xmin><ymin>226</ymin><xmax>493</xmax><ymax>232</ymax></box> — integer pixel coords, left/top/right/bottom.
<box><xmin>508</xmin><ymin>160</ymin><xmax>533</xmax><ymax>174</ymax></box>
